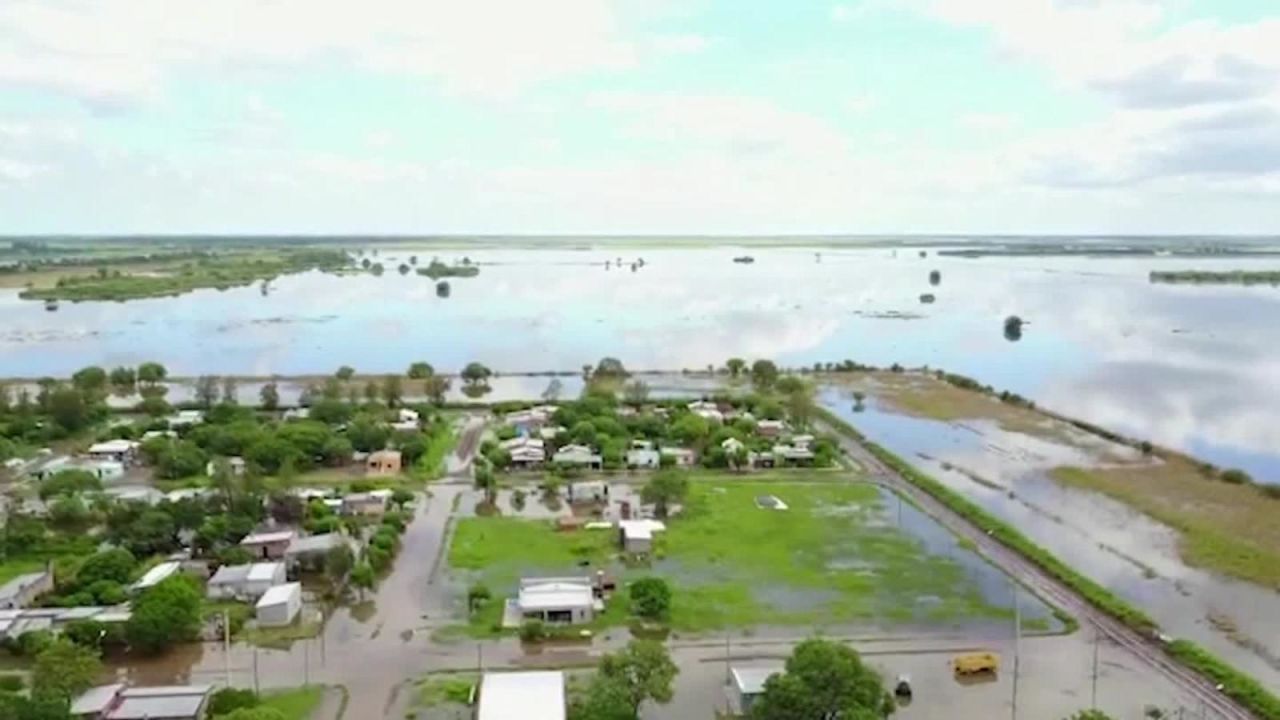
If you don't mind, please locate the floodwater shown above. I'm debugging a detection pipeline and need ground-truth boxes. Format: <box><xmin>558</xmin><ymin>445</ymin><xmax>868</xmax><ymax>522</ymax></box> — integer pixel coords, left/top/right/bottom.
<box><xmin>818</xmin><ymin>387</ymin><xmax>1280</xmax><ymax>691</ymax></box>
<box><xmin>4</xmin><ymin>244</ymin><xmax>1280</xmax><ymax>481</ymax></box>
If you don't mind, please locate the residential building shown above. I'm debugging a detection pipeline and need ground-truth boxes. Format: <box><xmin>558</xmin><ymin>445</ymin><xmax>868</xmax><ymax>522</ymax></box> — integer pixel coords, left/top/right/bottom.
<box><xmin>104</xmin><ymin>485</ymin><xmax>163</xmax><ymax>504</ymax></box>
<box><xmin>206</xmin><ymin>562</ymin><xmax>287</xmax><ymax>601</ymax></box>
<box><xmin>86</xmin><ymin>440</ymin><xmax>139</xmax><ymax>464</ymax></box>
<box><xmin>366</xmin><ymin>449</ymin><xmax>402</xmax><ymax>476</ymax></box>
<box><xmin>551</xmin><ymin>444</ymin><xmax>602</xmax><ymax>470</ymax></box>
<box><xmin>282</xmin><ymin>407</ymin><xmax>310</xmax><ymax>421</ymax></box>
<box><xmin>515</xmin><ymin>577</ymin><xmax>595</xmax><ymax>624</ymax></box>
<box><xmin>478</xmin><ymin>671</ymin><xmax>565</xmax><ymax>720</ymax></box>
<box><xmin>165</xmin><ymin>488</ymin><xmax>214</xmax><ymax>503</ymax></box>
<box><xmin>0</xmin><ymin>569</ymin><xmax>53</xmax><ymax>609</ymax></box>
<box><xmin>342</xmin><ymin>490</ymin><xmax>391</xmax><ymax>517</ymax></box>
<box><xmin>791</xmin><ymin>434</ymin><xmax>815</xmax><ymax>449</ymax></box>
<box><xmin>756</xmin><ymin>419</ymin><xmax>785</xmax><ymax>437</ymax></box>
<box><xmin>166</xmin><ymin>410</ymin><xmax>205</xmax><ymax>428</ymax></box>
<box><xmin>255</xmin><ymin>583</ymin><xmax>303</xmax><ymax>627</ymax></box>
<box><xmin>660</xmin><ymin>447</ymin><xmax>697</xmax><ymax>467</ymax></box>
<box><xmin>727</xmin><ymin>666</ymin><xmax>784</xmax><ymax>716</ymax></box>
<box><xmin>0</xmin><ymin>606</ymin><xmax>132</xmax><ymax>640</ymax></box>
<box><xmin>688</xmin><ymin>400</ymin><xmax>724</xmax><ymax>423</ymax></box>
<box><xmin>501</xmin><ymin>436</ymin><xmax>546</xmax><ymax>468</ymax></box>
<box><xmin>566</xmin><ymin>480</ymin><xmax>609</xmax><ymax>504</ymax></box>
<box><xmin>205</xmin><ymin>456</ymin><xmax>245</xmax><ymax>477</ymax></box>
<box><xmin>505</xmin><ymin>405</ymin><xmax>557</xmax><ymax>433</ymax></box>
<box><xmin>71</xmin><ymin>683</ymin><xmax>212</xmax><ymax>720</ymax></box>
<box><xmin>626</xmin><ymin>448</ymin><xmax>659</xmax><ymax>468</ymax></box>
<box><xmin>30</xmin><ymin>456</ymin><xmax>124</xmax><ymax>482</ymax></box>
<box><xmin>538</xmin><ymin>425</ymin><xmax>566</xmax><ymax>441</ymax></box>
<box><xmin>772</xmin><ymin>444</ymin><xmax>815</xmax><ymax>465</ymax></box>
<box><xmin>130</xmin><ymin>561</ymin><xmax>181</xmax><ymax>595</ymax></box>
<box><xmin>618</xmin><ymin>519</ymin><xmax>665</xmax><ymax>553</ymax></box>
<box><xmin>284</xmin><ymin>533</ymin><xmax>356</xmax><ymax>570</ymax></box>
<box><xmin>239</xmin><ymin>530</ymin><xmax>296</xmax><ymax>560</ymax></box>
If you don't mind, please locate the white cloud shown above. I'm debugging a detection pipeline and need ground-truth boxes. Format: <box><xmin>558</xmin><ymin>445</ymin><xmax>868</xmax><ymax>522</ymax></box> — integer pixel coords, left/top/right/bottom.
<box><xmin>0</xmin><ymin>0</ymin><xmax>642</xmax><ymax>104</ymax></box>
<box><xmin>845</xmin><ymin>93</ymin><xmax>879</xmax><ymax>114</ymax></box>
<box><xmin>960</xmin><ymin>112</ymin><xmax>1017</xmax><ymax>131</ymax></box>
<box><xmin>649</xmin><ymin>33</ymin><xmax>711</xmax><ymax>55</ymax></box>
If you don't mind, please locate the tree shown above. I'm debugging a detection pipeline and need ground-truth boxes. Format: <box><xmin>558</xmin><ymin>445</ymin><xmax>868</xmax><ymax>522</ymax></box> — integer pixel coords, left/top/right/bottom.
<box><xmin>390</xmin><ymin>488</ymin><xmax>414</xmax><ymax>509</ymax></box>
<box><xmin>422</xmin><ymin>375</ymin><xmax>450</xmax><ymax>404</ymax></box>
<box><xmin>570</xmin><ymin>674</ymin><xmax>635</xmax><ymax>720</ymax></box>
<box><xmin>641</xmin><ymin>473</ymin><xmax>687</xmax><ymax>520</ymax></box>
<box><xmin>32</xmin><ymin>637</ymin><xmax>101</xmax><ymax>702</ymax></box>
<box><xmin>467</xmin><ymin>583</ymin><xmax>492</xmax><ymax>614</ymax></box>
<box><xmin>629</xmin><ymin>577</ymin><xmax>671</xmax><ymax>621</ymax></box>
<box><xmin>461</xmin><ymin>362</ymin><xmax>492</xmax><ymax>386</ymax></box>
<box><xmin>194</xmin><ymin>376</ymin><xmax>219</xmax><ymax>408</ymax></box>
<box><xmin>1064</xmin><ymin>712</ymin><xmax>1115</xmax><ymax>720</ymax></box>
<box><xmin>71</xmin><ymin>366</ymin><xmax>107</xmax><ymax>395</ymax></box>
<box><xmin>929</xmin><ymin>269</ymin><xmax>941</xmax><ymax>286</ymax></box>
<box><xmin>347</xmin><ymin>415</ymin><xmax>390</xmax><ymax>453</ymax></box>
<box><xmin>786</xmin><ymin>390</ymin><xmax>813</xmax><ymax>429</ymax></box>
<box><xmin>749</xmin><ymin>638</ymin><xmax>893</xmax><ymax>720</ymax></box>
<box><xmin>751</xmin><ymin>359</ymin><xmax>779</xmax><ymax>391</ymax></box>
<box><xmin>137</xmin><ymin>362</ymin><xmax>167</xmax><ymax>386</ymax></box>
<box><xmin>208</xmin><ymin>688</ymin><xmax>260</xmax><ymax>716</ymax></box>
<box><xmin>39</xmin><ymin>469</ymin><xmax>101</xmax><ymax>499</ymax></box>
<box><xmin>474</xmin><ymin>464</ymin><xmax>498</xmax><ymax>505</ymax></box>
<box><xmin>436</xmin><ymin>280</ymin><xmax>450</xmax><ymax>298</ymax></box>
<box><xmin>407</xmin><ymin>362</ymin><xmax>434</xmax><ymax>379</ymax></box>
<box><xmin>335</xmin><ymin>366</ymin><xmax>356</xmax><ymax>381</ymax></box>
<box><xmin>1004</xmin><ymin>315</ymin><xmax>1024</xmax><ymax>342</ymax></box>
<box><xmin>381</xmin><ymin>375</ymin><xmax>403</xmax><ymax>407</ymax></box>
<box><xmin>221</xmin><ymin>377</ymin><xmax>239</xmax><ymax>405</ymax></box>
<box><xmin>75</xmin><ymin>548</ymin><xmax>137</xmax><ymax>587</ymax></box>
<box><xmin>669</xmin><ymin>414</ymin><xmax>710</xmax><ymax>445</ymax></box>
<box><xmin>49</xmin><ymin>387</ymin><xmax>89</xmax><ymax>432</ymax></box>
<box><xmin>325</xmin><ymin>544</ymin><xmax>355</xmax><ymax>587</ymax></box>
<box><xmin>126</xmin><ymin>576</ymin><xmax>202</xmax><ymax>653</ymax></box>
<box><xmin>594</xmin><ymin>357</ymin><xmax>628</xmax><ymax>378</ymax></box>
<box><xmin>597</xmin><ymin>640</ymin><xmax>678</xmax><ymax>717</ymax></box>
<box><xmin>726</xmin><ymin>358</ymin><xmax>746</xmax><ymax>377</ymax></box>
<box><xmin>109</xmin><ymin>366</ymin><xmax>137</xmax><ymax>390</ymax></box>
<box><xmin>350</xmin><ymin>562</ymin><xmax>375</xmax><ymax>599</ymax></box>
<box><xmin>623</xmin><ymin>380</ymin><xmax>649</xmax><ymax>406</ymax></box>
<box><xmin>259</xmin><ymin>382</ymin><xmax>280</xmax><ymax>411</ymax></box>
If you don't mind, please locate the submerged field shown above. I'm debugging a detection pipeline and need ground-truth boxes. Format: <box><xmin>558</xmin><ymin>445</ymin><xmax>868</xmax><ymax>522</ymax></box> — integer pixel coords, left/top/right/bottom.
<box><xmin>447</xmin><ymin>476</ymin><xmax>1038</xmax><ymax>635</ymax></box>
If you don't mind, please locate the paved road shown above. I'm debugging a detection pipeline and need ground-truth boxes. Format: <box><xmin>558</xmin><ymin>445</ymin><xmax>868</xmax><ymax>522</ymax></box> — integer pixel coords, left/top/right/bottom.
<box><xmin>818</xmin><ymin>419</ymin><xmax>1254</xmax><ymax>720</ymax></box>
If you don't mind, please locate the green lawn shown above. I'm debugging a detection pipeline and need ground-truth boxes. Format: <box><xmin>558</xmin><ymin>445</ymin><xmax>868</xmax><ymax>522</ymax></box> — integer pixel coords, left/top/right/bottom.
<box><xmin>448</xmin><ymin>478</ymin><xmax>1009</xmax><ymax>635</ymax></box>
<box><xmin>257</xmin><ymin>686</ymin><xmax>325</xmax><ymax>720</ymax></box>
<box><xmin>0</xmin><ymin>560</ymin><xmax>46</xmax><ymax>586</ymax></box>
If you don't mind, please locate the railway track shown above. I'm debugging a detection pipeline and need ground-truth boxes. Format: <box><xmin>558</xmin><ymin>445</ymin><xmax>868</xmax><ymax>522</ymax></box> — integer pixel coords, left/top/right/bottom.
<box><xmin>825</xmin><ymin>424</ymin><xmax>1256</xmax><ymax>720</ymax></box>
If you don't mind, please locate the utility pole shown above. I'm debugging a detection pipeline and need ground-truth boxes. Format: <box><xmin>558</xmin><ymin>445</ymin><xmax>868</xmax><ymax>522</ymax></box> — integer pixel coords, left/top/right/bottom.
<box><xmin>725</xmin><ymin>633</ymin><xmax>732</xmax><ymax>683</ymax></box>
<box><xmin>1011</xmin><ymin>581</ymin><xmax>1020</xmax><ymax>720</ymax></box>
<box><xmin>223</xmin><ymin>610</ymin><xmax>232</xmax><ymax>687</ymax></box>
<box><xmin>1090</xmin><ymin>622</ymin><xmax>1100</xmax><ymax>709</ymax></box>
<box><xmin>253</xmin><ymin>647</ymin><xmax>260</xmax><ymax>694</ymax></box>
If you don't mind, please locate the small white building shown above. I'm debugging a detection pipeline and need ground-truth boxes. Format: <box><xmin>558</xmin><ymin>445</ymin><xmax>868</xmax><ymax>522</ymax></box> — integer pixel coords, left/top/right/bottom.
<box><xmin>618</xmin><ymin>519</ymin><xmax>666</xmax><ymax>554</ymax></box>
<box><xmin>551</xmin><ymin>444</ymin><xmax>602</xmax><ymax>470</ymax></box>
<box><xmin>756</xmin><ymin>419</ymin><xmax>786</xmax><ymax>437</ymax></box>
<box><xmin>86</xmin><ymin>439</ymin><xmax>139</xmax><ymax>464</ymax></box>
<box><xmin>166</xmin><ymin>410</ymin><xmax>205</xmax><ymax>428</ymax></box>
<box><xmin>72</xmin><ymin>683</ymin><xmax>212</xmax><ymax>720</ymax></box>
<box><xmin>130</xmin><ymin>561</ymin><xmax>181</xmax><ymax>595</ymax></box>
<box><xmin>721</xmin><ymin>437</ymin><xmax>746</xmax><ymax>454</ymax></box>
<box><xmin>728</xmin><ymin>666</ymin><xmax>784</xmax><ymax>716</ymax></box>
<box><xmin>104</xmin><ymin>485</ymin><xmax>163</xmax><ymax>504</ymax></box>
<box><xmin>205</xmin><ymin>456</ymin><xmax>246</xmax><ymax>477</ymax></box>
<box><xmin>501</xmin><ymin>436</ymin><xmax>545</xmax><ymax>468</ymax></box>
<box><xmin>566</xmin><ymin>480</ymin><xmax>609</xmax><ymax>504</ymax></box>
<box><xmin>282</xmin><ymin>407</ymin><xmax>310</xmax><ymax>421</ymax></box>
<box><xmin>516</xmin><ymin>577</ymin><xmax>595</xmax><ymax>624</ymax></box>
<box><xmin>206</xmin><ymin>562</ymin><xmax>286</xmax><ymax>601</ymax></box>
<box><xmin>255</xmin><ymin>582</ymin><xmax>302</xmax><ymax>627</ymax></box>
<box><xmin>626</xmin><ymin>448</ymin><xmax>660</xmax><ymax>469</ymax></box>
<box><xmin>478</xmin><ymin>671</ymin><xmax>565</xmax><ymax>720</ymax></box>
<box><xmin>660</xmin><ymin>447</ymin><xmax>696</xmax><ymax>467</ymax></box>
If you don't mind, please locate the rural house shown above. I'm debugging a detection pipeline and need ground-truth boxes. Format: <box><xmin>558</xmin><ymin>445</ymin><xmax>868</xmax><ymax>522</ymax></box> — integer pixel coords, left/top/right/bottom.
<box><xmin>478</xmin><ymin>671</ymin><xmax>565</xmax><ymax>720</ymax></box>
<box><xmin>239</xmin><ymin>530</ymin><xmax>296</xmax><ymax>560</ymax></box>
<box><xmin>512</xmin><ymin>577</ymin><xmax>596</xmax><ymax>625</ymax></box>
<box><xmin>727</xmin><ymin>666</ymin><xmax>784</xmax><ymax>716</ymax></box>
<box><xmin>206</xmin><ymin>562</ymin><xmax>287</xmax><ymax>601</ymax></box>
<box><xmin>366</xmin><ymin>449</ymin><xmax>402</xmax><ymax>476</ymax></box>
<box><xmin>71</xmin><ymin>683</ymin><xmax>212</xmax><ymax>720</ymax></box>
<box><xmin>0</xmin><ymin>569</ymin><xmax>53</xmax><ymax>610</ymax></box>
<box><xmin>255</xmin><ymin>582</ymin><xmax>303</xmax><ymax>627</ymax></box>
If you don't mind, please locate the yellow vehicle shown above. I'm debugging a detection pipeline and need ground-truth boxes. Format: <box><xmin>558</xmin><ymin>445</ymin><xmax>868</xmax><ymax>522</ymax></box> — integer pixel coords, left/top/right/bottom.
<box><xmin>952</xmin><ymin>652</ymin><xmax>1000</xmax><ymax>675</ymax></box>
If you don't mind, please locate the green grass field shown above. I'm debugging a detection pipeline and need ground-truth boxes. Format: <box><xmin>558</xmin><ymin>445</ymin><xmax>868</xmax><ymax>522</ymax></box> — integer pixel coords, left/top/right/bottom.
<box><xmin>257</xmin><ymin>686</ymin><xmax>325</xmax><ymax>720</ymax></box>
<box><xmin>0</xmin><ymin>560</ymin><xmax>46</xmax><ymax>586</ymax></box>
<box><xmin>448</xmin><ymin>478</ymin><xmax>1008</xmax><ymax>635</ymax></box>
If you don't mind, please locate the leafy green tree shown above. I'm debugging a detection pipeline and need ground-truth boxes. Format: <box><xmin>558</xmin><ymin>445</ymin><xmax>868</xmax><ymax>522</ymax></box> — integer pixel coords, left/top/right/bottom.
<box><xmin>39</xmin><ymin>469</ymin><xmax>101</xmax><ymax>499</ymax></box>
<box><xmin>390</xmin><ymin>488</ymin><xmax>414</xmax><ymax>508</ymax></box>
<box><xmin>474</xmin><ymin>464</ymin><xmax>498</xmax><ymax>505</ymax></box>
<box><xmin>137</xmin><ymin>362</ymin><xmax>167</xmax><ymax>386</ymax></box>
<box><xmin>669</xmin><ymin>414</ymin><xmax>710</xmax><ymax>445</ymax></box>
<box><xmin>623</xmin><ymin>380</ymin><xmax>650</xmax><ymax>406</ymax></box>
<box><xmin>194</xmin><ymin>376</ymin><xmax>219</xmax><ymax>409</ymax></box>
<box><xmin>726</xmin><ymin>358</ymin><xmax>746</xmax><ymax>377</ymax></box>
<box><xmin>751</xmin><ymin>359</ymin><xmax>779</xmax><ymax>391</ymax></box>
<box><xmin>381</xmin><ymin>375</ymin><xmax>403</xmax><ymax>407</ymax></box>
<box><xmin>126</xmin><ymin>576</ymin><xmax>202</xmax><ymax>653</ymax></box>
<box><xmin>32</xmin><ymin>637</ymin><xmax>101</xmax><ymax>702</ymax></box>
<box><xmin>259</xmin><ymin>382</ymin><xmax>280</xmax><ymax>411</ymax></box>
<box><xmin>351</xmin><ymin>562</ymin><xmax>375</xmax><ymax>598</ymax></box>
<box><xmin>71</xmin><ymin>366</ymin><xmax>107</xmax><ymax>395</ymax></box>
<box><xmin>407</xmin><ymin>362</ymin><xmax>434</xmax><ymax>379</ymax></box>
<box><xmin>422</xmin><ymin>375</ymin><xmax>450</xmax><ymax>404</ymax></box>
<box><xmin>221</xmin><ymin>377</ymin><xmax>239</xmax><ymax>405</ymax></box>
<box><xmin>570</xmin><ymin>673</ymin><xmax>635</xmax><ymax>720</ymax></box>
<box><xmin>309</xmin><ymin>398</ymin><xmax>352</xmax><ymax>426</ymax></box>
<box><xmin>49</xmin><ymin>387</ymin><xmax>89</xmax><ymax>432</ymax></box>
<box><xmin>749</xmin><ymin>638</ymin><xmax>893</xmax><ymax>720</ymax></box>
<box><xmin>109</xmin><ymin>366</ymin><xmax>137</xmax><ymax>389</ymax></box>
<box><xmin>120</xmin><ymin>509</ymin><xmax>178</xmax><ymax>557</ymax></box>
<box><xmin>594</xmin><ymin>357</ymin><xmax>628</xmax><ymax>378</ymax></box>
<box><xmin>786</xmin><ymin>390</ymin><xmax>813</xmax><ymax>429</ymax></box>
<box><xmin>597</xmin><ymin>640</ymin><xmax>678</xmax><ymax>717</ymax></box>
<box><xmin>347</xmin><ymin>415</ymin><xmax>391</xmax><ymax>453</ymax></box>
<box><xmin>245</xmin><ymin>436</ymin><xmax>301</xmax><ymax>475</ymax></box>
<box><xmin>75</xmin><ymin>548</ymin><xmax>137</xmax><ymax>587</ymax></box>
<box><xmin>1064</xmin><ymin>712</ymin><xmax>1115</xmax><ymax>720</ymax></box>
<box><xmin>640</xmin><ymin>471</ymin><xmax>688</xmax><ymax>519</ymax></box>
<box><xmin>629</xmin><ymin>577</ymin><xmax>671</xmax><ymax>620</ymax></box>
<box><xmin>208</xmin><ymin>688</ymin><xmax>260</xmax><ymax>716</ymax></box>
<box><xmin>363</xmin><ymin>380</ymin><xmax>379</xmax><ymax>403</ymax></box>
<box><xmin>775</xmin><ymin>376</ymin><xmax>805</xmax><ymax>394</ymax></box>
<box><xmin>1004</xmin><ymin>315</ymin><xmax>1024</xmax><ymax>342</ymax></box>
<box><xmin>325</xmin><ymin>544</ymin><xmax>355</xmax><ymax>587</ymax></box>
<box><xmin>461</xmin><ymin>362</ymin><xmax>492</xmax><ymax>386</ymax></box>
<box><xmin>335</xmin><ymin>366</ymin><xmax>356</xmax><ymax>381</ymax></box>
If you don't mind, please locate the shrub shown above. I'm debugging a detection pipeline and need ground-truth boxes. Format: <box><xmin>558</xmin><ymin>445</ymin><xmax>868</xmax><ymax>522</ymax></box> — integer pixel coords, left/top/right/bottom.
<box><xmin>1220</xmin><ymin>468</ymin><xmax>1253</xmax><ymax>485</ymax></box>
<box><xmin>208</xmin><ymin>688</ymin><xmax>260</xmax><ymax>716</ymax></box>
<box><xmin>519</xmin><ymin>619</ymin><xmax>546</xmax><ymax>643</ymax></box>
<box><xmin>629</xmin><ymin>577</ymin><xmax>672</xmax><ymax>621</ymax></box>
<box><xmin>0</xmin><ymin>675</ymin><xmax>24</xmax><ymax>692</ymax></box>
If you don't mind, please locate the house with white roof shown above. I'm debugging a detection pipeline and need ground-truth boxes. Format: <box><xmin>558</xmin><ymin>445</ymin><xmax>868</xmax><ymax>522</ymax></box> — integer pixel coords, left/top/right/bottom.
<box><xmin>478</xmin><ymin>671</ymin><xmax>565</xmax><ymax>720</ymax></box>
<box><xmin>130</xmin><ymin>561</ymin><xmax>182</xmax><ymax>595</ymax></box>
<box><xmin>618</xmin><ymin>519</ymin><xmax>665</xmax><ymax>553</ymax></box>
<box><xmin>687</xmin><ymin>400</ymin><xmax>724</xmax><ymax>423</ymax></box>
<box><xmin>205</xmin><ymin>456</ymin><xmax>246</xmax><ymax>477</ymax></box>
<box><xmin>551</xmin><ymin>444</ymin><xmax>602</xmax><ymax>470</ymax></box>
<box><xmin>166</xmin><ymin>410</ymin><xmax>205</xmax><ymax>428</ymax></box>
<box><xmin>756</xmin><ymin>419</ymin><xmax>786</xmax><ymax>437</ymax></box>
<box><xmin>513</xmin><ymin>577</ymin><xmax>596</xmax><ymax>625</ymax></box>
<box><xmin>500</xmin><ymin>436</ymin><xmax>546</xmax><ymax>468</ymax></box>
<box><xmin>71</xmin><ymin>683</ymin><xmax>212</xmax><ymax>720</ymax></box>
<box><xmin>206</xmin><ymin>562</ymin><xmax>287</xmax><ymax>601</ymax></box>
<box><xmin>256</xmin><ymin>582</ymin><xmax>302</xmax><ymax>627</ymax></box>
<box><xmin>239</xmin><ymin>529</ymin><xmax>296</xmax><ymax>560</ymax></box>
<box><xmin>87</xmin><ymin>439</ymin><xmax>139</xmax><ymax>464</ymax></box>
<box><xmin>660</xmin><ymin>447</ymin><xmax>697</xmax><ymax>467</ymax></box>
<box><xmin>727</xmin><ymin>666</ymin><xmax>785</xmax><ymax>716</ymax></box>
<box><xmin>104</xmin><ymin>485</ymin><xmax>163</xmax><ymax>505</ymax></box>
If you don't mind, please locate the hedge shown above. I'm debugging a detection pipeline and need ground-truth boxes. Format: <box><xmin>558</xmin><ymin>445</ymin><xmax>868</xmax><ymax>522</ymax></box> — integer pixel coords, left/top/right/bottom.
<box><xmin>815</xmin><ymin>407</ymin><xmax>1280</xmax><ymax>720</ymax></box>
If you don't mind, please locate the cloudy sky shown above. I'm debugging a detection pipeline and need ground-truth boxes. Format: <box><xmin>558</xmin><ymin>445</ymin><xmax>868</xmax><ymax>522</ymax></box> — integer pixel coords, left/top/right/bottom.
<box><xmin>1</xmin><ymin>0</ymin><xmax>1279</xmax><ymax>235</ymax></box>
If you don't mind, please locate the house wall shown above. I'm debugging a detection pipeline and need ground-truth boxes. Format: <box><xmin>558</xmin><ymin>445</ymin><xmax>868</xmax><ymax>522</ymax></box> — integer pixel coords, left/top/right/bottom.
<box><xmin>257</xmin><ymin>596</ymin><xmax>300</xmax><ymax>627</ymax></box>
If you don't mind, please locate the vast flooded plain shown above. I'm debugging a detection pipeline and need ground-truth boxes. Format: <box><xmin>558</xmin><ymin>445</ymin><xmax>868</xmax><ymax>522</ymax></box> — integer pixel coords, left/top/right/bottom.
<box><xmin>4</xmin><ymin>243</ymin><xmax>1280</xmax><ymax>481</ymax></box>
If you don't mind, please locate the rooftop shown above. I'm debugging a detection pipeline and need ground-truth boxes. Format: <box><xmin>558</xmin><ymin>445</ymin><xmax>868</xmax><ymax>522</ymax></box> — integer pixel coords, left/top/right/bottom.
<box><xmin>110</xmin><ymin>685</ymin><xmax>211</xmax><ymax>720</ymax></box>
<box><xmin>732</xmin><ymin>666</ymin><xmax>784</xmax><ymax>694</ymax></box>
<box><xmin>256</xmin><ymin>582</ymin><xmax>301</xmax><ymax>608</ymax></box>
<box><xmin>71</xmin><ymin>683</ymin><xmax>125</xmax><ymax>715</ymax></box>
<box><xmin>240</xmin><ymin>530</ymin><xmax>296</xmax><ymax>546</ymax></box>
<box><xmin>517</xmin><ymin>578</ymin><xmax>593</xmax><ymax>612</ymax></box>
<box><xmin>0</xmin><ymin>570</ymin><xmax>49</xmax><ymax>601</ymax></box>
<box><xmin>131</xmin><ymin>561</ymin><xmax>180</xmax><ymax>590</ymax></box>
<box><xmin>479</xmin><ymin>672</ymin><xmax>565</xmax><ymax>720</ymax></box>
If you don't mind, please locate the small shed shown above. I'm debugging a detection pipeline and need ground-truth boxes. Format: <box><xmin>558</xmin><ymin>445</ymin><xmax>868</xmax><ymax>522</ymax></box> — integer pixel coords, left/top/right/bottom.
<box><xmin>516</xmin><ymin>577</ymin><xmax>595</xmax><ymax>624</ymax></box>
<box><xmin>206</xmin><ymin>562</ymin><xmax>286</xmax><ymax>601</ymax></box>
<box><xmin>728</xmin><ymin>666</ymin><xmax>784</xmax><ymax>715</ymax></box>
<box><xmin>618</xmin><ymin>519</ymin><xmax>666</xmax><ymax>554</ymax></box>
<box><xmin>255</xmin><ymin>583</ymin><xmax>302</xmax><ymax>628</ymax></box>
<box><xmin>239</xmin><ymin>530</ymin><xmax>296</xmax><ymax>560</ymax></box>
